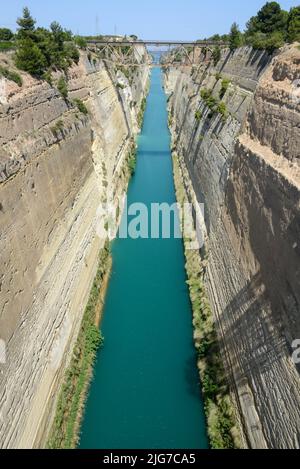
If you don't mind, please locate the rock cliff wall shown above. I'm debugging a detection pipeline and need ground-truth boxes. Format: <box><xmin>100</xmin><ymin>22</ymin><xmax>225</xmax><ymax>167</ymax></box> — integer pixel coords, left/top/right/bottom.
<box><xmin>165</xmin><ymin>45</ymin><xmax>300</xmax><ymax>449</ymax></box>
<box><xmin>0</xmin><ymin>48</ymin><xmax>149</xmax><ymax>448</ymax></box>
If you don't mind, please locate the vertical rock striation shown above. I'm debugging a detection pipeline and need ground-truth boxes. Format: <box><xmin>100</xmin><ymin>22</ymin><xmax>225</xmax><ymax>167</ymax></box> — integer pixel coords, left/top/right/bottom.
<box><xmin>165</xmin><ymin>45</ymin><xmax>300</xmax><ymax>449</ymax></box>
<box><xmin>0</xmin><ymin>49</ymin><xmax>149</xmax><ymax>448</ymax></box>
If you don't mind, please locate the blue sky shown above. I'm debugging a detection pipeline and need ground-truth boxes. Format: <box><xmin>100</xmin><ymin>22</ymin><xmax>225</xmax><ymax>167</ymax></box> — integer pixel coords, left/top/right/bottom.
<box><xmin>1</xmin><ymin>0</ymin><xmax>299</xmax><ymax>39</ymax></box>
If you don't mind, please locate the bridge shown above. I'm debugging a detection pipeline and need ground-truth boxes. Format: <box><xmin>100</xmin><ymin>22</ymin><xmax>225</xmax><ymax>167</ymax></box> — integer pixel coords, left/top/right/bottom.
<box><xmin>86</xmin><ymin>39</ymin><xmax>227</xmax><ymax>68</ymax></box>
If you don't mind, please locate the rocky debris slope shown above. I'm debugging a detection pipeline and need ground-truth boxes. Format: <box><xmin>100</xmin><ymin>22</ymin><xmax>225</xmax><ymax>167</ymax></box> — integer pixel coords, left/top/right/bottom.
<box><xmin>165</xmin><ymin>45</ymin><xmax>300</xmax><ymax>449</ymax></box>
<box><xmin>0</xmin><ymin>50</ymin><xmax>149</xmax><ymax>448</ymax></box>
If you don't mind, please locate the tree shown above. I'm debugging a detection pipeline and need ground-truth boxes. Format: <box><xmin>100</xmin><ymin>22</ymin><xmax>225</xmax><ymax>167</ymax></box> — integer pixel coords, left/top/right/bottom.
<box><xmin>35</xmin><ymin>27</ymin><xmax>52</xmax><ymax>65</ymax></box>
<box><xmin>247</xmin><ymin>30</ymin><xmax>285</xmax><ymax>53</ymax></box>
<box><xmin>74</xmin><ymin>36</ymin><xmax>87</xmax><ymax>48</ymax></box>
<box><xmin>221</xmin><ymin>34</ymin><xmax>230</xmax><ymax>43</ymax></box>
<box><xmin>50</xmin><ymin>21</ymin><xmax>64</xmax><ymax>48</ymax></box>
<box><xmin>14</xmin><ymin>8</ymin><xmax>84</xmax><ymax>77</ymax></box>
<box><xmin>64</xmin><ymin>42</ymin><xmax>80</xmax><ymax>64</ymax></box>
<box><xmin>48</xmin><ymin>22</ymin><xmax>67</xmax><ymax>68</ymax></box>
<box><xmin>210</xmin><ymin>34</ymin><xmax>221</xmax><ymax>41</ymax></box>
<box><xmin>0</xmin><ymin>28</ymin><xmax>14</xmax><ymax>41</ymax></box>
<box><xmin>264</xmin><ymin>30</ymin><xmax>285</xmax><ymax>52</ymax></box>
<box><xmin>15</xmin><ymin>38</ymin><xmax>46</xmax><ymax>76</ymax></box>
<box><xmin>246</xmin><ymin>2</ymin><xmax>288</xmax><ymax>36</ymax></box>
<box><xmin>287</xmin><ymin>6</ymin><xmax>300</xmax><ymax>43</ymax></box>
<box><xmin>229</xmin><ymin>23</ymin><xmax>242</xmax><ymax>51</ymax></box>
<box><xmin>16</xmin><ymin>7</ymin><xmax>36</xmax><ymax>39</ymax></box>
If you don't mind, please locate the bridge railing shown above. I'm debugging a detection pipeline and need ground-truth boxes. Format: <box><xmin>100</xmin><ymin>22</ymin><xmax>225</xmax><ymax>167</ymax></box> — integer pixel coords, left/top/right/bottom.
<box><xmin>87</xmin><ymin>40</ymin><xmax>228</xmax><ymax>47</ymax></box>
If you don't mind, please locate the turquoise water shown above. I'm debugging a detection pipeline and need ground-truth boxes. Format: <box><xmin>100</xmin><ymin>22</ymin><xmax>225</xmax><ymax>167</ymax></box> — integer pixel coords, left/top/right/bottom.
<box><xmin>79</xmin><ymin>68</ymin><xmax>208</xmax><ymax>449</ymax></box>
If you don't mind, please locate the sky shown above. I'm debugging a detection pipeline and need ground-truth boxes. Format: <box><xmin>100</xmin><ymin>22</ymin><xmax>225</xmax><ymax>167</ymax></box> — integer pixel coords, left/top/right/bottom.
<box><xmin>1</xmin><ymin>0</ymin><xmax>299</xmax><ymax>39</ymax></box>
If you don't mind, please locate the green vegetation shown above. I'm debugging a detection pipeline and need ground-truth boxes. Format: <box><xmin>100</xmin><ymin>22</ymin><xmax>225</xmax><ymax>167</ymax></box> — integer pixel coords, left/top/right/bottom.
<box><xmin>219</xmin><ymin>78</ymin><xmax>230</xmax><ymax>99</ymax></box>
<box><xmin>51</xmin><ymin>119</ymin><xmax>64</xmax><ymax>136</ymax></box>
<box><xmin>249</xmin><ymin>30</ymin><xmax>285</xmax><ymax>53</ymax></box>
<box><xmin>43</xmin><ymin>70</ymin><xmax>53</xmax><ymax>85</ymax></box>
<box><xmin>137</xmin><ymin>96</ymin><xmax>147</xmax><ymax>128</ymax></box>
<box><xmin>117</xmin><ymin>65</ymin><xmax>132</xmax><ymax>84</ymax></box>
<box><xmin>0</xmin><ymin>65</ymin><xmax>22</xmax><ymax>86</ymax></box>
<box><xmin>202</xmin><ymin>33</ymin><xmax>230</xmax><ymax>43</ymax></box>
<box><xmin>287</xmin><ymin>6</ymin><xmax>300</xmax><ymax>43</ymax></box>
<box><xmin>0</xmin><ymin>28</ymin><xmax>14</xmax><ymax>41</ymax></box>
<box><xmin>195</xmin><ymin>110</ymin><xmax>203</xmax><ymax>122</ymax></box>
<box><xmin>0</xmin><ymin>41</ymin><xmax>16</xmax><ymax>51</ymax></box>
<box><xmin>127</xmin><ymin>147</ymin><xmax>137</xmax><ymax>175</ymax></box>
<box><xmin>12</xmin><ymin>7</ymin><xmax>81</xmax><ymax>78</ymax></box>
<box><xmin>243</xmin><ymin>2</ymin><xmax>300</xmax><ymax>51</ymax></box>
<box><xmin>47</xmin><ymin>242</ymin><xmax>111</xmax><ymax>449</ymax></box>
<box><xmin>172</xmin><ymin>154</ymin><xmax>240</xmax><ymax>449</ymax></box>
<box><xmin>73</xmin><ymin>98</ymin><xmax>88</xmax><ymax>115</ymax></box>
<box><xmin>200</xmin><ymin>87</ymin><xmax>228</xmax><ymax>121</ymax></box>
<box><xmin>246</xmin><ymin>2</ymin><xmax>288</xmax><ymax>36</ymax></box>
<box><xmin>229</xmin><ymin>23</ymin><xmax>243</xmax><ymax>51</ymax></box>
<box><xmin>212</xmin><ymin>46</ymin><xmax>221</xmax><ymax>66</ymax></box>
<box><xmin>200</xmin><ymin>88</ymin><xmax>217</xmax><ymax>110</ymax></box>
<box><xmin>15</xmin><ymin>38</ymin><xmax>46</xmax><ymax>76</ymax></box>
<box><xmin>74</xmin><ymin>35</ymin><xmax>87</xmax><ymax>49</ymax></box>
<box><xmin>217</xmin><ymin>101</ymin><xmax>228</xmax><ymax>120</ymax></box>
<box><xmin>57</xmin><ymin>75</ymin><xmax>68</xmax><ymax>99</ymax></box>
<box><xmin>201</xmin><ymin>2</ymin><xmax>300</xmax><ymax>54</ymax></box>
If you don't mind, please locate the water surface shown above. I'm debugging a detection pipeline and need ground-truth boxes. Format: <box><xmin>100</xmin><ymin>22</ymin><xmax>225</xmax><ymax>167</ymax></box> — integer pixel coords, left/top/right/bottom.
<box><xmin>79</xmin><ymin>68</ymin><xmax>208</xmax><ymax>449</ymax></box>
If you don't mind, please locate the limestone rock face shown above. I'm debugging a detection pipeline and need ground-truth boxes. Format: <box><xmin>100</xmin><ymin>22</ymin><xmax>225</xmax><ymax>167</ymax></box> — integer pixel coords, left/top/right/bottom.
<box><xmin>0</xmin><ymin>51</ymin><xmax>149</xmax><ymax>448</ymax></box>
<box><xmin>165</xmin><ymin>45</ymin><xmax>300</xmax><ymax>449</ymax></box>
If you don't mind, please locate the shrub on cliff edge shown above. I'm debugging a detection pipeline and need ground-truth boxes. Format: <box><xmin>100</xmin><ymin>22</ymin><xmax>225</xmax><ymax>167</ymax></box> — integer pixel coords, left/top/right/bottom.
<box><xmin>57</xmin><ymin>76</ymin><xmax>68</xmax><ymax>99</ymax></box>
<box><xmin>0</xmin><ymin>65</ymin><xmax>22</xmax><ymax>86</ymax></box>
<box><xmin>73</xmin><ymin>98</ymin><xmax>88</xmax><ymax>115</ymax></box>
<box><xmin>15</xmin><ymin>38</ymin><xmax>46</xmax><ymax>76</ymax></box>
<box><xmin>287</xmin><ymin>6</ymin><xmax>300</xmax><ymax>43</ymax></box>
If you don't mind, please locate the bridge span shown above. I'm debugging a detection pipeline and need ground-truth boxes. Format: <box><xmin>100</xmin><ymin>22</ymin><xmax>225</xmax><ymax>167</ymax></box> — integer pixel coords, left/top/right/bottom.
<box><xmin>87</xmin><ymin>39</ymin><xmax>227</xmax><ymax>68</ymax></box>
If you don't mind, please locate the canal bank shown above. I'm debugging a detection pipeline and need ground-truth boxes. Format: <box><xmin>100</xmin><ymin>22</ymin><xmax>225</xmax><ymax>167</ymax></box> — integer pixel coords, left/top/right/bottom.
<box><xmin>79</xmin><ymin>68</ymin><xmax>208</xmax><ymax>449</ymax></box>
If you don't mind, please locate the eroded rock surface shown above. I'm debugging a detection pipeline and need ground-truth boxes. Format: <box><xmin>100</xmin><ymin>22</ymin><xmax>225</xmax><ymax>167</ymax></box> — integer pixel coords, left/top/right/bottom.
<box><xmin>165</xmin><ymin>45</ymin><xmax>300</xmax><ymax>449</ymax></box>
<box><xmin>0</xmin><ymin>49</ymin><xmax>149</xmax><ymax>448</ymax></box>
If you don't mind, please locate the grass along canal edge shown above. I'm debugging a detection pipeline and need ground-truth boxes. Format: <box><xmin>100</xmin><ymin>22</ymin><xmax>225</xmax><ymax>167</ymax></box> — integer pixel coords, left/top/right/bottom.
<box><xmin>172</xmin><ymin>151</ymin><xmax>242</xmax><ymax>449</ymax></box>
<box><xmin>47</xmin><ymin>84</ymin><xmax>150</xmax><ymax>450</ymax></box>
<box><xmin>47</xmin><ymin>241</ymin><xmax>112</xmax><ymax>449</ymax></box>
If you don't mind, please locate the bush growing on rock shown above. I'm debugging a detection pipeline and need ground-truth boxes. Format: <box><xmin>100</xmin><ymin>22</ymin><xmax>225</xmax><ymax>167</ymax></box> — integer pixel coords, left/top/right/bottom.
<box><xmin>73</xmin><ymin>98</ymin><xmax>88</xmax><ymax>115</ymax></box>
<box><xmin>195</xmin><ymin>110</ymin><xmax>203</xmax><ymax>122</ymax></box>
<box><xmin>0</xmin><ymin>65</ymin><xmax>22</xmax><ymax>86</ymax></box>
<box><xmin>212</xmin><ymin>46</ymin><xmax>221</xmax><ymax>66</ymax></box>
<box><xmin>57</xmin><ymin>76</ymin><xmax>68</xmax><ymax>99</ymax></box>
<box><xmin>219</xmin><ymin>78</ymin><xmax>230</xmax><ymax>99</ymax></box>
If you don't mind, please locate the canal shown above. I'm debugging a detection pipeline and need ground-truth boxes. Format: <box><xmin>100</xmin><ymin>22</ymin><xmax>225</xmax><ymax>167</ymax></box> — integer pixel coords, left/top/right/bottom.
<box><xmin>79</xmin><ymin>68</ymin><xmax>208</xmax><ymax>449</ymax></box>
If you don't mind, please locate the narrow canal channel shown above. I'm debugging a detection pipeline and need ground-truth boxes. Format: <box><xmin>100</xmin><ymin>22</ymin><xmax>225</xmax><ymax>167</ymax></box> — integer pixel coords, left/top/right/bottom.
<box><xmin>79</xmin><ymin>68</ymin><xmax>208</xmax><ymax>449</ymax></box>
